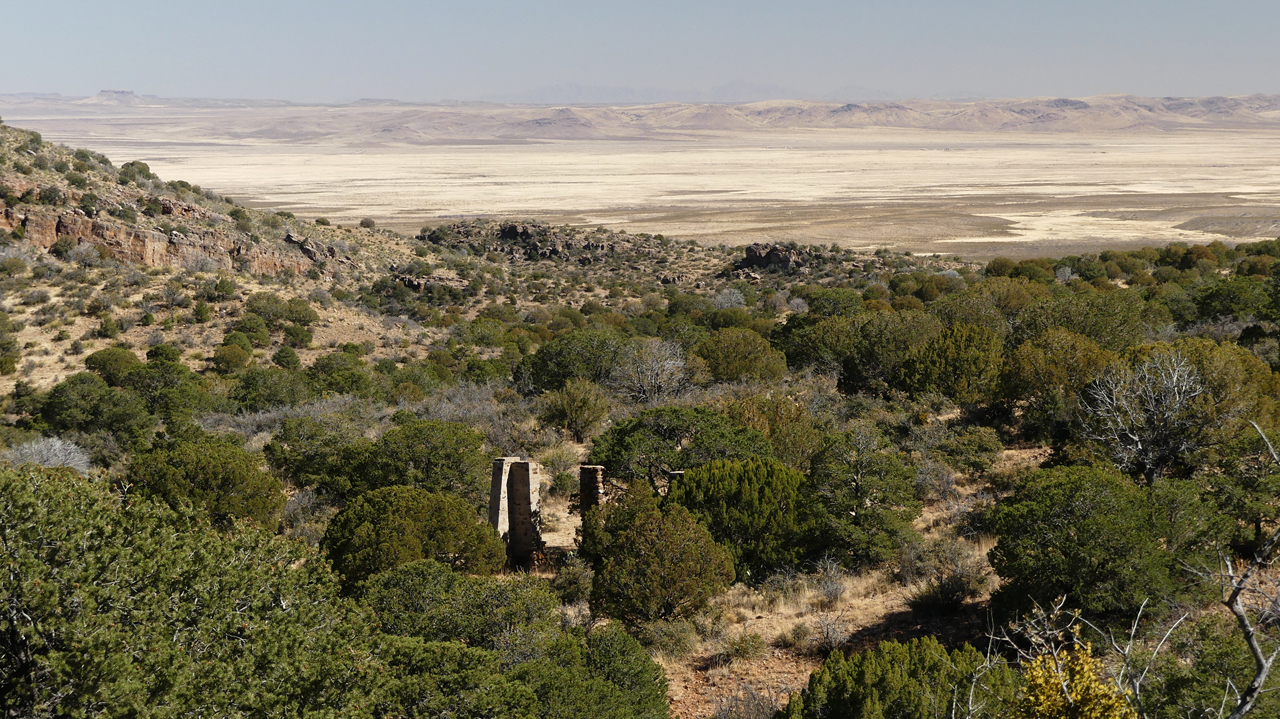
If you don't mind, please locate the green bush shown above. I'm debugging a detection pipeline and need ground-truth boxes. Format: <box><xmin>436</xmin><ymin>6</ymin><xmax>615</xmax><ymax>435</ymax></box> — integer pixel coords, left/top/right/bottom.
<box><xmin>779</xmin><ymin>636</ymin><xmax>1019</xmax><ymax>719</ymax></box>
<box><xmin>233</xmin><ymin>312</ymin><xmax>270</xmax><ymax>346</ymax></box>
<box><xmin>322</xmin><ymin>486</ymin><xmax>505</xmax><ymax>588</ymax></box>
<box><xmin>222</xmin><ymin>330</ymin><xmax>253</xmax><ymax>354</ymax></box>
<box><xmin>129</xmin><ymin>437</ymin><xmax>284</xmax><ymax>528</ymax></box>
<box><xmin>362</xmin><ymin>559</ymin><xmax>559</xmax><ymax>647</ymax></box>
<box><xmin>581</xmin><ymin>484</ymin><xmax>734</xmax><ymax>627</ymax></box>
<box><xmin>307</xmin><ymin>351</ymin><xmax>373</xmax><ymax>396</ymax></box>
<box><xmin>233</xmin><ymin>366</ymin><xmax>312</xmax><ymax>411</ymax></box>
<box><xmin>283</xmin><ymin>323</ymin><xmax>312</xmax><ymax>348</ymax></box>
<box><xmin>839</xmin><ymin>310</ymin><xmax>943</xmax><ymax>392</ymax></box>
<box><xmin>936</xmin><ymin>425</ymin><xmax>1003</xmax><ymax>474</ymax></box>
<box><xmin>509</xmin><ymin>624</ymin><xmax>671</xmax><ymax>719</ymax></box>
<box><xmin>694</xmin><ymin>327</ymin><xmax>787</xmax><ymax>383</ymax></box>
<box><xmin>360</xmin><ymin>419</ymin><xmax>489</xmax><ymax>503</ymax></box>
<box><xmin>41</xmin><ymin>372</ymin><xmax>154</xmax><ymax>453</ymax></box>
<box><xmin>895</xmin><ymin>322</ymin><xmax>1003</xmax><ymax>406</ymax></box>
<box><xmin>145</xmin><ymin>343</ymin><xmax>182</xmax><ymax>362</ymax></box>
<box><xmin>191</xmin><ymin>299</ymin><xmax>212</xmax><ymax>323</ymax></box>
<box><xmin>209</xmin><ymin>343</ymin><xmax>249</xmax><ymax>373</ymax></box>
<box><xmin>516</xmin><ymin>327</ymin><xmax>626</xmax><ymax>393</ymax></box>
<box><xmin>1000</xmin><ymin>328</ymin><xmax>1116</xmax><ymax>439</ymax></box>
<box><xmin>539</xmin><ymin>377</ymin><xmax>611</xmax><ymax>442</ymax></box>
<box><xmin>272</xmin><ymin>345</ymin><xmax>302</xmax><ymax>370</ymax></box>
<box><xmin>989</xmin><ymin>466</ymin><xmax>1180</xmax><ymax>621</ymax></box>
<box><xmin>375</xmin><ymin>637</ymin><xmax>538</xmax><ymax>718</ymax></box>
<box><xmin>809</xmin><ymin>424</ymin><xmax>922</xmax><ymax>568</ymax></box>
<box><xmin>83</xmin><ymin>346</ymin><xmax>142</xmax><ymax>386</ymax></box>
<box><xmin>0</xmin><ymin>465</ymin><xmax>378</xmax><ymax>716</ymax></box>
<box><xmin>551</xmin><ymin>554</ymin><xmax>594</xmax><ymax>604</ymax></box>
<box><xmin>1012</xmin><ymin>289</ymin><xmax>1155</xmax><ymax>353</ymax></box>
<box><xmin>667</xmin><ymin>457</ymin><xmax>821</xmax><ymax>582</ymax></box>
<box><xmin>264</xmin><ymin>416</ymin><xmax>374</xmax><ymax>497</ymax></box>
<box><xmin>777</xmin><ymin>314</ymin><xmax>863</xmax><ymax>373</ymax></box>
<box><xmin>588</xmin><ymin>406</ymin><xmax>774</xmax><ymax>485</ymax></box>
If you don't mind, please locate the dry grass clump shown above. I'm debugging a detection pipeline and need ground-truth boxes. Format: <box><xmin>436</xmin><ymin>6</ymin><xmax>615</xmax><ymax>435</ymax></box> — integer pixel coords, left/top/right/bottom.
<box><xmin>711</xmin><ymin>684</ymin><xmax>788</xmax><ymax>719</ymax></box>
<box><xmin>709</xmin><ymin>631</ymin><xmax>768</xmax><ymax>668</ymax></box>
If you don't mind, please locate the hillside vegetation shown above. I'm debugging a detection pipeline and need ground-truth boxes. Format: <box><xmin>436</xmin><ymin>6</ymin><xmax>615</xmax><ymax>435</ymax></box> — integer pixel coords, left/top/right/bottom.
<box><xmin>4</xmin><ymin>121</ymin><xmax>1280</xmax><ymax>718</ymax></box>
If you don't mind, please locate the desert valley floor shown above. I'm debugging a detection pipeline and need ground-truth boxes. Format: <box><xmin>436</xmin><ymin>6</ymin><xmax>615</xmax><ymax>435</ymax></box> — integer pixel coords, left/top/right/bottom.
<box><xmin>4</xmin><ymin>93</ymin><xmax>1280</xmax><ymax>257</ymax></box>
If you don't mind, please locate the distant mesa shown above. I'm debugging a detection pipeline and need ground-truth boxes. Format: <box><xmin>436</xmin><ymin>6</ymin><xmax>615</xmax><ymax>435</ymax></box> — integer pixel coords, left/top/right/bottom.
<box><xmin>75</xmin><ymin>90</ymin><xmax>148</xmax><ymax>106</ymax></box>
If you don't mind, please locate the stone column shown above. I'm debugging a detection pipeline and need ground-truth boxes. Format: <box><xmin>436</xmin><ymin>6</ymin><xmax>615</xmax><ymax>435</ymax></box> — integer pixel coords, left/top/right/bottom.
<box><xmin>488</xmin><ymin>457</ymin><xmax>520</xmax><ymax>537</ymax></box>
<box><xmin>578</xmin><ymin>465</ymin><xmax>606</xmax><ymax>515</ymax></box>
<box><xmin>506</xmin><ymin>460</ymin><xmax>543</xmax><ymax>569</ymax></box>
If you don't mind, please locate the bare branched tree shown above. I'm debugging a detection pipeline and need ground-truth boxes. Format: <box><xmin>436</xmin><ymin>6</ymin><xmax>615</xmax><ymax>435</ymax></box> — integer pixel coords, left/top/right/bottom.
<box><xmin>1083</xmin><ymin>350</ymin><xmax>1207</xmax><ymax>483</ymax></box>
<box><xmin>1194</xmin><ymin>422</ymin><xmax>1280</xmax><ymax>719</ymax></box>
<box><xmin>609</xmin><ymin>339</ymin><xmax>689</xmax><ymax>404</ymax></box>
<box><xmin>3</xmin><ymin>437</ymin><xmax>92</xmax><ymax>475</ymax></box>
<box><xmin>713</xmin><ymin>287</ymin><xmax>746</xmax><ymax>310</ymax></box>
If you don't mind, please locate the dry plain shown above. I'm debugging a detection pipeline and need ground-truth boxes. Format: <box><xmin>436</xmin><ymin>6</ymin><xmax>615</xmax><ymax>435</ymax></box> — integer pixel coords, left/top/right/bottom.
<box><xmin>4</xmin><ymin>93</ymin><xmax>1280</xmax><ymax>258</ymax></box>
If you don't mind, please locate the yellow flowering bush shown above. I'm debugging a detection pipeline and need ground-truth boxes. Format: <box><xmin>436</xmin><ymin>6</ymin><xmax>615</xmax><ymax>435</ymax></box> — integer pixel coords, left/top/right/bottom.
<box><xmin>1016</xmin><ymin>643</ymin><xmax>1136</xmax><ymax>719</ymax></box>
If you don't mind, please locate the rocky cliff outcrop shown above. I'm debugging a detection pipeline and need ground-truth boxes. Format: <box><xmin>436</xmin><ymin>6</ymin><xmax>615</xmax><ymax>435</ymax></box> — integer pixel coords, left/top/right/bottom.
<box><xmin>2</xmin><ymin>206</ymin><xmax>334</xmax><ymax>276</ymax></box>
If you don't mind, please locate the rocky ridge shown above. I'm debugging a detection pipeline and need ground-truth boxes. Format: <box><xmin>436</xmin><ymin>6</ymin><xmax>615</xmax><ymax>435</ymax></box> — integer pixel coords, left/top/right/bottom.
<box><xmin>0</xmin><ymin>125</ymin><xmax>355</xmax><ymax>277</ymax></box>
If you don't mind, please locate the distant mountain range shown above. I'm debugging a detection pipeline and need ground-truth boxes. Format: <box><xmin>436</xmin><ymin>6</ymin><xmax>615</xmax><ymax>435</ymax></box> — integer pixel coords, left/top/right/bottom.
<box><xmin>3</xmin><ymin>91</ymin><xmax>1280</xmax><ymax>142</ymax></box>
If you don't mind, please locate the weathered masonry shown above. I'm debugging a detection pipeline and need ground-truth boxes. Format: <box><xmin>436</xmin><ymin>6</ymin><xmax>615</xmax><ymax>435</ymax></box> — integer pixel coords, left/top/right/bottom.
<box><xmin>488</xmin><ymin>457</ymin><xmax>544</xmax><ymax>569</ymax></box>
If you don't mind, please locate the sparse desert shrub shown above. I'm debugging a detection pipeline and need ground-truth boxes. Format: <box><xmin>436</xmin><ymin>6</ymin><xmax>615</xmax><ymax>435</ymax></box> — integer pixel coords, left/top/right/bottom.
<box><xmin>716</xmin><ymin>631</ymin><xmax>767</xmax><ymax>665</ymax></box>
<box><xmin>538</xmin><ymin>377</ymin><xmax>610</xmax><ymax>442</ymax></box>
<box><xmin>713</xmin><ymin>684</ymin><xmax>785</xmax><ymax>719</ymax></box>
<box><xmin>773</xmin><ymin>622</ymin><xmax>811</xmax><ymax>649</ymax></box>
<box><xmin>917</xmin><ymin>456</ymin><xmax>960</xmax><ymax>501</ymax></box>
<box><xmin>761</xmin><ymin>569</ymin><xmax>806</xmax><ymax>608</ymax></box>
<box><xmin>359</xmin><ymin>217</ymin><xmax>376</xmax><ymax>229</ymax></box>
<box><xmin>810</xmin><ymin>558</ymin><xmax>848</xmax><ymax>610</ymax></box>
<box><xmin>536</xmin><ymin>442</ymin><xmax>579</xmax><ymax>477</ymax></box>
<box><xmin>2</xmin><ymin>436</ymin><xmax>92</xmax><ymax>475</ymax></box>
<box><xmin>551</xmin><ymin>554</ymin><xmax>594</xmax><ymax>604</ymax></box>
<box><xmin>633</xmin><ymin>619</ymin><xmax>698</xmax><ymax>657</ymax></box>
<box><xmin>811</xmin><ymin>612</ymin><xmax>847</xmax><ymax>657</ymax></box>
<box><xmin>906</xmin><ymin>573</ymin><xmax>984</xmax><ymax>616</ymax></box>
<box><xmin>282</xmin><ymin>487</ymin><xmax>336</xmax><ymax>547</ymax></box>
<box><xmin>896</xmin><ymin>535</ymin><xmax>988</xmax><ymax>614</ymax></box>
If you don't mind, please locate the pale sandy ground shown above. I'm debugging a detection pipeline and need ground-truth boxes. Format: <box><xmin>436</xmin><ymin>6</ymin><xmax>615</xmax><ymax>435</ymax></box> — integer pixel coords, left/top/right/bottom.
<box><xmin>4</xmin><ymin>98</ymin><xmax>1280</xmax><ymax>258</ymax></box>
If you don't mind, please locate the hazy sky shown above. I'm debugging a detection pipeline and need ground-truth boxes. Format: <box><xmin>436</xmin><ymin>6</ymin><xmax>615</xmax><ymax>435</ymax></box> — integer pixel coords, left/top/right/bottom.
<box><xmin>7</xmin><ymin>0</ymin><xmax>1279</xmax><ymax>102</ymax></box>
